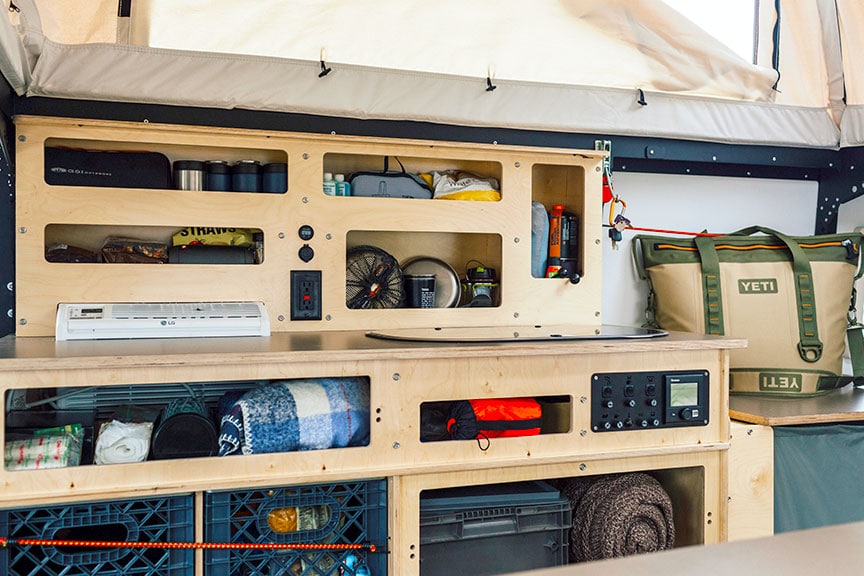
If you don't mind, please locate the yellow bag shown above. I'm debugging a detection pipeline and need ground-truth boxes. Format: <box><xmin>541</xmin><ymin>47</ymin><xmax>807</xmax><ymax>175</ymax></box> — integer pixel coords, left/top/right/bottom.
<box><xmin>634</xmin><ymin>226</ymin><xmax>863</xmax><ymax>397</ymax></box>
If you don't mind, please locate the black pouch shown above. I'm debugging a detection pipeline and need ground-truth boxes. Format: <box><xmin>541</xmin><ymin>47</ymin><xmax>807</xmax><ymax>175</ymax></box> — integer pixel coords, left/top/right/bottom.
<box><xmin>348</xmin><ymin>156</ymin><xmax>432</xmax><ymax>199</ymax></box>
<box><xmin>45</xmin><ymin>147</ymin><xmax>172</xmax><ymax>189</ymax></box>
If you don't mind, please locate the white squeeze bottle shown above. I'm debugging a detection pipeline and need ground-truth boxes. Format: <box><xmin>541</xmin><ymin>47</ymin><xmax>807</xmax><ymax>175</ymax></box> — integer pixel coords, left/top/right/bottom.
<box><xmin>323</xmin><ymin>172</ymin><xmax>337</xmax><ymax>196</ymax></box>
<box><xmin>334</xmin><ymin>173</ymin><xmax>351</xmax><ymax>196</ymax></box>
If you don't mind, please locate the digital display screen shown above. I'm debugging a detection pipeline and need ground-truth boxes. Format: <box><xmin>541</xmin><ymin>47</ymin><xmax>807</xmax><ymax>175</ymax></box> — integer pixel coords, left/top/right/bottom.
<box><xmin>669</xmin><ymin>381</ymin><xmax>699</xmax><ymax>407</ymax></box>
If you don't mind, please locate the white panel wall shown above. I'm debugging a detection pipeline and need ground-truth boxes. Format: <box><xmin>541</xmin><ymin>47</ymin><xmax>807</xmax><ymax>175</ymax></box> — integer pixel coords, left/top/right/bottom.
<box><xmin>601</xmin><ymin>172</ymin><xmax>819</xmax><ymax>326</ymax></box>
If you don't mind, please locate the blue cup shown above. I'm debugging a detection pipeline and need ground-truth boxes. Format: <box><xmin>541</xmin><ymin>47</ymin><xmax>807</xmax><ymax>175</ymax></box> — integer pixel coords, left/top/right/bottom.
<box><xmin>262</xmin><ymin>162</ymin><xmax>287</xmax><ymax>194</ymax></box>
<box><xmin>205</xmin><ymin>160</ymin><xmax>231</xmax><ymax>191</ymax></box>
<box><xmin>232</xmin><ymin>160</ymin><xmax>262</xmax><ymax>193</ymax></box>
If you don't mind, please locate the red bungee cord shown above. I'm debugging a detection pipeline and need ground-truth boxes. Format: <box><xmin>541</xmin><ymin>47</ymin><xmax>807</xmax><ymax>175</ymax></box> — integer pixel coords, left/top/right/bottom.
<box><xmin>623</xmin><ymin>224</ymin><xmax>723</xmax><ymax>237</ymax></box>
<box><xmin>0</xmin><ymin>537</ymin><xmax>377</xmax><ymax>552</ymax></box>
<box><xmin>607</xmin><ymin>194</ymin><xmax>724</xmax><ymax>238</ymax></box>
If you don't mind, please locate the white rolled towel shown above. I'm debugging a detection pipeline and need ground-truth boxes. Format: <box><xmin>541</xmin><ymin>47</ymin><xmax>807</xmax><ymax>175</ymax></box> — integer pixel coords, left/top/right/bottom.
<box><xmin>94</xmin><ymin>420</ymin><xmax>153</xmax><ymax>464</ymax></box>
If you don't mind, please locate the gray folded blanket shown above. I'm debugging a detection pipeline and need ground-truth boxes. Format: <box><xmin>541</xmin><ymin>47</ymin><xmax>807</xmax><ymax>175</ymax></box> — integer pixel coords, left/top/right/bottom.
<box><xmin>560</xmin><ymin>472</ymin><xmax>675</xmax><ymax>563</ymax></box>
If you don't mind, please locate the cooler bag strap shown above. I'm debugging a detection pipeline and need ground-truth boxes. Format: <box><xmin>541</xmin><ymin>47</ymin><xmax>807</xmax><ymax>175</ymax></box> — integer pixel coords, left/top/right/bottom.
<box><xmin>632</xmin><ymin>237</ymin><xmax>659</xmax><ymax>328</ymax></box>
<box><xmin>733</xmin><ymin>226</ymin><xmax>823</xmax><ymax>362</ymax></box>
<box><xmin>847</xmin><ymin>278</ymin><xmax>864</xmax><ymax>380</ymax></box>
<box><xmin>693</xmin><ymin>236</ymin><xmax>725</xmax><ymax>335</ymax></box>
<box><xmin>848</xmin><ymin>324</ymin><xmax>864</xmax><ymax>379</ymax></box>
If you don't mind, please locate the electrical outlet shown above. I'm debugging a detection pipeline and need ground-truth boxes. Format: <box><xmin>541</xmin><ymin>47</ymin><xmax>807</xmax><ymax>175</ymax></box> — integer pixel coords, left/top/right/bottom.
<box><xmin>291</xmin><ymin>270</ymin><xmax>322</xmax><ymax>320</ymax></box>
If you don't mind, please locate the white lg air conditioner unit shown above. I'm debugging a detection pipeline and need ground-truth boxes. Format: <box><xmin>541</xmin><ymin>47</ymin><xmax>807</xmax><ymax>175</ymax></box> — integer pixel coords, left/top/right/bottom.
<box><xmin>55</xmin><ymin>302</ymin><xmax>270</xmax><ymax>341</ymax></box>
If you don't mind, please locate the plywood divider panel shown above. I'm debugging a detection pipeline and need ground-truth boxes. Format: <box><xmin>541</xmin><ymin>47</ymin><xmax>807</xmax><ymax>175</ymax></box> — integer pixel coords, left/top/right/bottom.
<box><xmin>727</xmin><ymin>420</ymin><xmax>774</xmax><ymax>541</ymax></box>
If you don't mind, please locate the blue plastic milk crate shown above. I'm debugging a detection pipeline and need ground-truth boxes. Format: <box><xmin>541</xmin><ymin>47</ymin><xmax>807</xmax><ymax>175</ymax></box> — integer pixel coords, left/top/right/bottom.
<box><xmin>205</xmin><ymin>478</ymin><xmax>388</xmax><ymax>576</ymax></box>
<box><xmin>0</xmin><ymin>494</ymin><xmax>195</xmax><ymax>576</ymax></box>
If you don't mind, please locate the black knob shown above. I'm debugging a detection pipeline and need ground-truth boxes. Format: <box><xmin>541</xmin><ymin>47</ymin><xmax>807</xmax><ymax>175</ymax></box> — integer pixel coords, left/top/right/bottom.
<box><xmin>298</xmin><ymin>244</ymin><xmax>314</xmax><ymax>262</ymax></box>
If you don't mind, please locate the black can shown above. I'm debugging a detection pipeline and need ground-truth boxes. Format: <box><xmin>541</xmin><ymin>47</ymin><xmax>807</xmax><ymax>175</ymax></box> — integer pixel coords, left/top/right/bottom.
<box><xmin>262</xmin><ymin>162</ymin><xmax>287</xmax><ymax>193</ymax></box>
<box><xmin>205</xmin><ymin>160</ymin><xmax>232</xmax><ymax>191</ymax></box>
<box><xmin>232</xmin><ymin>160</ymin><xmax>262</xmax><ymax>192</ymax></box>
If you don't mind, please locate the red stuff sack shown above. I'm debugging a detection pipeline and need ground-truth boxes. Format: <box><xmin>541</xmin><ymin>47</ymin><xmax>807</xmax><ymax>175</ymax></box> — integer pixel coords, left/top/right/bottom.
<box><xmin>447</xmin><ymin>398</ymin><xmax>542</xmax><ymax>440</ymax></box>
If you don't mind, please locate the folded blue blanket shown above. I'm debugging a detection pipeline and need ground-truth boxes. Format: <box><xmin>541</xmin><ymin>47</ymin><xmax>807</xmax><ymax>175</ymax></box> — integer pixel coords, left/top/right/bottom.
<box><xmin>219</xmin><ymin>378</ymin><xmax>370</xmax><ymax>456</ymax></box>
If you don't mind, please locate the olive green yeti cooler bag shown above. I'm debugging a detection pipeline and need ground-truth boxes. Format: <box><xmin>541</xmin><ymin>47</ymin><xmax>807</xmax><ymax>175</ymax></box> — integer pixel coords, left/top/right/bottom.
<box><xmin>634</xmin><ymin>226</ymin><xmax>863</xmax><ymax>397</ymax></box>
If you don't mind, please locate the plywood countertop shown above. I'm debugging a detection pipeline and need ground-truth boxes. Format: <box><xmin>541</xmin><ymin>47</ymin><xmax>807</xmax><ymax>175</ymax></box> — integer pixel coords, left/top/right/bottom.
<box><xmin>0</xmin><ymin>327</ymin><xmax>745</xmax><ymax>372</ymax></box>
<box><xmin>730</xmin><ymin>383</ymin><xmax>864</xmax><ymax>426</ymax></box>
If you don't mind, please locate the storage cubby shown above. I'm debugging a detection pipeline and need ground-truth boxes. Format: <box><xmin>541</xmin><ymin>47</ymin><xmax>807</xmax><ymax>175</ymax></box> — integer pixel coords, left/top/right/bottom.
<box><xmin>346</xmin><ymin>230</ymin><xmax>502</xmax><ymax>309</ymax></box>
<box><xmin>45</xmin><ymin>224</ymin><xmax>264</xmax><ymax>264</ymax></box>
<box><xmin>323</xmin><ymin>152</ymin><xmax>502</xmax><ymax>201</ymax></box>
<box><xmin>532</xmin><ymin>164</ymin><xmax>587</xmax><ymax>280</ymax></box>
<box><xmin>419</xmin><ymin>396</ymin><xmax>569</xmax><ymax>443</ymax></box>
<box><xmin>396</xmin><ymin>454</ymin><xmax>722</xmax><ymax>575</ymax></box>
<box><xmin>45</xmin><ymin>137</ymin><xmax>289</xmax><ymax>194</ymax></box>
<box><xmin>4</xmin><ymin>376</ymin><xmax>372</xmax><ymax>470</ymax></box>
<box><xmin>416</xmin><ymin>468</ymin><xmax>704</xmax><ymax>574</ymax></box>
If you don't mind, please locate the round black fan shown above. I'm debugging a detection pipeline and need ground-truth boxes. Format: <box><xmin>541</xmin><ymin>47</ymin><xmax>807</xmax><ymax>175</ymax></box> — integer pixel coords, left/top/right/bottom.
<box><xmin>346</xmin><ymin>245</ymin><xmax>404</xmax><ymax>309</ymax></box>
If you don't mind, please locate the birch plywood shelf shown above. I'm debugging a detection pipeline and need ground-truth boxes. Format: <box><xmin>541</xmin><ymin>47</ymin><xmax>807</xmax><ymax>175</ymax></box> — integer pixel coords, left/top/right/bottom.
<box><xmin>14</xmin><ymin>115</ymin><xmax>604</xmax><ymax>338</ymax></box>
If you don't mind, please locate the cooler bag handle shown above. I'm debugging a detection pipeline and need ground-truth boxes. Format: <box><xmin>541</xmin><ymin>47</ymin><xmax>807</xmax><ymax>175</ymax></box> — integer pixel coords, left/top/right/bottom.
<box><xmin>694</xmin><ymin>225</ymin><xmax>823</xmax><ymax>363</ymax></box>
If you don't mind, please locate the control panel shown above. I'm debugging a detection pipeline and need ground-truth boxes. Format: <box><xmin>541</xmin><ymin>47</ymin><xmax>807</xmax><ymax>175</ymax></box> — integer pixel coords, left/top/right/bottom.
<box><xmin>590</xmin><ymin>370</ymin><xmax>709</xmax><ymax>432</ymax></box>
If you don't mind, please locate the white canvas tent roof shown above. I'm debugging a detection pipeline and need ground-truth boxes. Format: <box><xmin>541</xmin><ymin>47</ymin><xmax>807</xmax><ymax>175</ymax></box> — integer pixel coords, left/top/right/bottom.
<box><xmin>0</xmin><ymin>0</ymin><xmax>860</xmax><ymax>149</ymax></box>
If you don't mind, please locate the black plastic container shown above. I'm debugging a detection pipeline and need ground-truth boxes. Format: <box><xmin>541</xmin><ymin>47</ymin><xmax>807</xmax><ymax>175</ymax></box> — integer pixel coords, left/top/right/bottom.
<box><xmin>150</xmin><ymin>397</ymin><xmax>218</xmax><ymax>460</ymax></box>
<box><xmin>420</xmin><ymin>481</ymin><xmax>570</xmax><ymax>576</ymax></box>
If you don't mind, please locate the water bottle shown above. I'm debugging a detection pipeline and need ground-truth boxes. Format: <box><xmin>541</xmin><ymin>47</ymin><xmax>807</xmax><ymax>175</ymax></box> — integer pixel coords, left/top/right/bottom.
<box><xmin>232</xmin><ymin>160</ymin><xmax>262</xmax><ymax>193</ymax></box>
<box><xmin>546</xmin><ymin>204</ymin><xmax>565</xmax><ymax>277</ymax></box>
<box><xmin>334</xmin><ymin>173</ymin><xmax>351</xmax><ymax>196</ymax></box>
<box><xmin>172</xmin><ymin>160</ymin><xmax>205</xmax><ymax>191</ymax></box>
<box><xmin>323</xmin><ymin>172</ymin><xmax>337</xmax><ymax>196</ymax></box>
<box><xmin>204</xmin><ymin>160</ymin><xmax>231</xmax><ymax>191</ymax></box>
<box><xmin>262</xmin><ymin>162</ymin><xmax>287</xmax><ymax>193</ymax></box>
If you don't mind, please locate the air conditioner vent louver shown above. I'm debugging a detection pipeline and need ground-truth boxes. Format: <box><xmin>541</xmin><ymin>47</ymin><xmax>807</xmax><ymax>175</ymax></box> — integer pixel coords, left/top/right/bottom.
<box><xmin>55</xmin><ymin>302</ymin><xmax>270</xmax><ymax>340</ymax></box>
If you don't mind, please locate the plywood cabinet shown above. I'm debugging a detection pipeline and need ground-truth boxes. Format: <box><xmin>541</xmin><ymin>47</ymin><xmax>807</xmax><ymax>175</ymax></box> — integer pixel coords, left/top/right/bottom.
<box><xmin>14</xmin><ymin>115</ymin><xmax>604</xmax><ymax>338</ymax></box>
<box><xmin>1</xmin><ymin>116</ymin><xmax>746</xmax><ymax>575</ymax></box>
